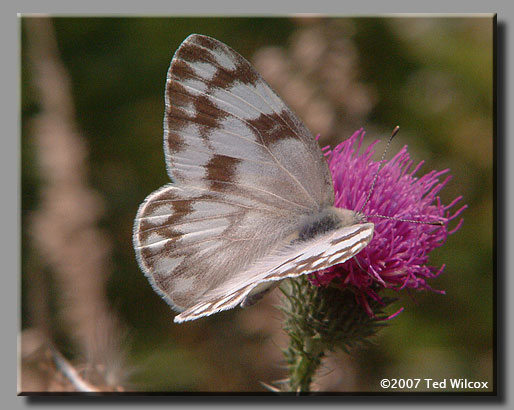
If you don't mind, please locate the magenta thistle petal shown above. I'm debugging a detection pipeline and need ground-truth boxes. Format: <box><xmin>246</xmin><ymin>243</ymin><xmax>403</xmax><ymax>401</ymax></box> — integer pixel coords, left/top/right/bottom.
<box><xmin>312</xmin><ymin>129</ymin><xmax>466</xmax><ymax>308</ymax></box>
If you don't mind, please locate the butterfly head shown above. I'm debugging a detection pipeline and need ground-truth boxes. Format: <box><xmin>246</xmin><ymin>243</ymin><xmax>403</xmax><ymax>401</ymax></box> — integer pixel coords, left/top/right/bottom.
<box><xmin>333</xmin><ymin>207</ymin><xmax>368</xmax><ymax>226</ymax></box>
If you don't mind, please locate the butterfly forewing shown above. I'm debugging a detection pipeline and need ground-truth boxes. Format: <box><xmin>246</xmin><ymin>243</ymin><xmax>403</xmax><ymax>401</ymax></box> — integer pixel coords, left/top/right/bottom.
<box><xmin>134</xmin><ymin>34</ymin><xmax>373</xmax><ymax>323</ymax></box>
<box><xmin>164</xmin><ymin>34</ymin><xmax>334</xmax><ymax>210</ymax></box>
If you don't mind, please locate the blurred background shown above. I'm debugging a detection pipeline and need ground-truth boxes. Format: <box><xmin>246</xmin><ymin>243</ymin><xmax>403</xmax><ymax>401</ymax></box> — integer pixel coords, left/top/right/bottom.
<box><xmin>20</xmin><ymin>16</ymin><xmax>493</xmax><ymax>392</ymax></box>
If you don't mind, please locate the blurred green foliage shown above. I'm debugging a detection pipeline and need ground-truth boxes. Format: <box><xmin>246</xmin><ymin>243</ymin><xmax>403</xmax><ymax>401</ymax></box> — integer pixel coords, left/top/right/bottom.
<box><xmin>21</xmin><ymin>16</ymin><xmax>493</xmax><ymax>392</ymax></box>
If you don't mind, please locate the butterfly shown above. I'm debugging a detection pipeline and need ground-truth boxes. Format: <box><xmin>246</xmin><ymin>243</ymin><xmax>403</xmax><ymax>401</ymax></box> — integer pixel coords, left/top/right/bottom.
<box><xmin>133</xmin><ymin>34</ymin><xmax>374</xmax><ymax>323</ymax></box>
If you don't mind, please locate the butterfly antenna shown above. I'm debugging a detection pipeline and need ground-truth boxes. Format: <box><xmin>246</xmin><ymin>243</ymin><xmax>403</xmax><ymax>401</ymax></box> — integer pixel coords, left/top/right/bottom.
<box><xmin>369</xmin><ymin>214</ymin><xmax>444</xmax><ymax>226</ymax></box>
<box><xmin>359</xmin><ymin>125</ymin><xmax>444</xmax><ymax>227</ymax></box>
<box><xmin>358</xmin><ymin>126</ymin><xmax>400</xmax><ymax>214</ymax></box>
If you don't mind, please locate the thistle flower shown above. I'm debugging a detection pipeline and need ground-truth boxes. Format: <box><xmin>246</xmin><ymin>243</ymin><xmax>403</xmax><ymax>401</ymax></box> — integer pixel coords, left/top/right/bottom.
<box><xmin>311</xmin><ymin>128</ymin><xmax>467</xmax><ymax>315</ymax></box>
<box><xmin>280</xmin><ymin>129</ymin><xmax>466</xmax><ymax>392</ymax></box>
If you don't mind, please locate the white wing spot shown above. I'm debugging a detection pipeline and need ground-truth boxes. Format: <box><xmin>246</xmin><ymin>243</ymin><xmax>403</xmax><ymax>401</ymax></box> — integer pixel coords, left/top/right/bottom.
<box><xmin>153</xmin><ymin>255</ymin><xmax>185</xmax><ymax>275</ymax></box>
<box><xmin>187</xmin><ymin>60</ymin><xmax>217</xmax><ymax>81</ymax></box>
<box><xmin>143</xmin><ymin>231</ymin><xmax>170</xmax><ymax>249</ymax></box>
<box><xmin>172</xmin><ymin>275</ymin><xmax>196</xmax><ymax>294</ymax></box>
<box><xmin>181</xmin><ymin>77</ymin><xmax>209</xmax><ymax>94</ymax></box>
<box><xmin>210</xmin><ymin>47</ymin><xmax>237</xmax><ymax>71</ymax></box>
<box><xmin>176</xmin><ymin>216</ymin><xmax>230</xmax><ymax>235</ymax></box>
<box><xmin>192</xmin><ymin>200</ymin><xmax>235</xmax><ymax>215</ymax></box>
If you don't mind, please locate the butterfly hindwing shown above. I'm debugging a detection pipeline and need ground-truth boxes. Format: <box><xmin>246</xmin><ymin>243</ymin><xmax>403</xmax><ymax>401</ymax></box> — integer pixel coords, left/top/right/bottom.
<box><xmin>134</xmin><ymin>183</ymin><xmax>308</xmax><ymax>312</ymax></box>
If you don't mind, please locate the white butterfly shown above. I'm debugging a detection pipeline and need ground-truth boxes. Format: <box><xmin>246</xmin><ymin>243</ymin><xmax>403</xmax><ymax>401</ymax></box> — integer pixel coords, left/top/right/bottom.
<box><xmin>133</xmin><ymin>34</ymin><xmax>374</xmax><ymax>323</ymax></box>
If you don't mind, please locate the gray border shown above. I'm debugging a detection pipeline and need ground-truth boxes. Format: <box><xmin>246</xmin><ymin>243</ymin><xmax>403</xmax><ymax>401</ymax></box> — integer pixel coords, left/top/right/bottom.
<box><xmin>7</xmin><ymin>1</ymin><xmax>511</xmax><ymax>409</ymax></box>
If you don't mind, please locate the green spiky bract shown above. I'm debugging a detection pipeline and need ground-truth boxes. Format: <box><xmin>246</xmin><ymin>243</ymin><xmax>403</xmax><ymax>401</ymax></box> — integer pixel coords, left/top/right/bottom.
<box><xmin>279</xmin><ymin>276</ymin><xmax>396</xmax><ymax>393</ymax></box>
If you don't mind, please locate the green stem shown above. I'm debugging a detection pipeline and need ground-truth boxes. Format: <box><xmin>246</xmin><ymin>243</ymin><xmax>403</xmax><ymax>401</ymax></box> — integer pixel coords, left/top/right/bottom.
<box><xmin>287</xmin><ymin>331</ymin><xmax>325</xmax><ymax>392</ymax></box>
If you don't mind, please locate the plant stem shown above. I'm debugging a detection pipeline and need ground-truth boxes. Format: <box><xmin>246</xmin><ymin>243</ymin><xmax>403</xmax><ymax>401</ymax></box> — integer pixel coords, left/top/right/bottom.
<box><xmin>287</xmin><ymin>331</ymin><xmax>325</xmax><ymax>392</ymax></box>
